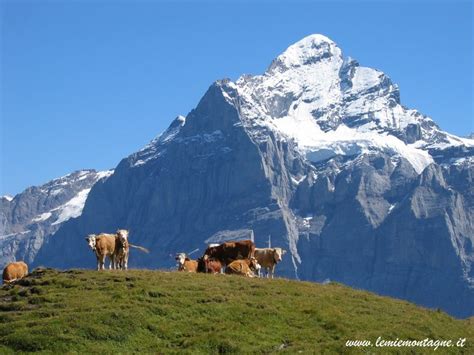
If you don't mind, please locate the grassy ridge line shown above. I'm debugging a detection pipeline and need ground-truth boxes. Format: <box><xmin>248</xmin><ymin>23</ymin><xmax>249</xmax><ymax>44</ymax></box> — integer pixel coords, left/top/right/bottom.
<box><xmin>0</xmin><ymin>268</ymin><xmax>472</xmax><ymax>354</ymax></box>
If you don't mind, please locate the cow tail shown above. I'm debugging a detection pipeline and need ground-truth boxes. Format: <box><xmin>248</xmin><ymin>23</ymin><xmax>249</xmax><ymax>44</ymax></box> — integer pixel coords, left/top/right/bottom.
<box><xmin>129</xmin><ymin>244</ymin><xmax>150</xmax><ymax>253</ymax></box>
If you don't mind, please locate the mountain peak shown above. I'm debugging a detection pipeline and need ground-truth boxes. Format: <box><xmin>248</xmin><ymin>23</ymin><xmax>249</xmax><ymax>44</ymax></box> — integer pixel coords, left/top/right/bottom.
<box><xmin>267</xmin><ymin>34</ymin><xmax>341</xmax><ymax>73</ymax></box>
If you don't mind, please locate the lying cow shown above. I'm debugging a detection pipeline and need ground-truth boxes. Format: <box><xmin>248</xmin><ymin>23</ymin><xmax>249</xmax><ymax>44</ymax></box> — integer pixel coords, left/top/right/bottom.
<box><xmin>86</xmin><ymin>233</ymin><xmax>117</xmax><ymax>270</ymax></box>
<box><xmin>176</xmin><ymin>253</ymin><xmax>198</xmax><ymax>272</ymax></box>
<box><xmin>197</xmin><ymin>255</ymin><xmax>223</xmax><ymax>274</ymax></box>
<box><xmin>225</xmin><ymin>257</ymin><xmax>260</xmax><ymax>277</ymax></box>
<box><xmin>254</xmin><ymin>247</ymin><xmax>286</xmax><ymax>279</ymax></box>
<box><xmin>2</xmin><ymin>261</ymin><xmax>28</xmax><ymax>284</ymax></box>
<box><xmin>204</xmin><ymin>240</ymin><xmax>255</xmax><ymax>266</ymax></box>
<box><xmin>114</xmin><ymin>229</ymin><xmax>149</xmax><ymax>270</ymax></box>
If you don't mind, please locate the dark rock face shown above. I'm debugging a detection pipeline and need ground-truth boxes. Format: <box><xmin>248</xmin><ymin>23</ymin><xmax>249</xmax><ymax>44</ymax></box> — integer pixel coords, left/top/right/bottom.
<box><xmin>35</xmin><ymin>83</ymin><xmax>298</xmax><ymax>277</ymax></box>
<box><xmin>294</xmin><ymin>158</ymin><xmax>474</xmax><ymax>317</ymax></box>
<box><xmin>5</xmin><ymin>34</ymin><xmax>473</xmax><ymax>318</ymax></box>
<box><xmin>0</xmin><ymin>170</ymin><xmax>112</xmax><ymax>268</ymax></box>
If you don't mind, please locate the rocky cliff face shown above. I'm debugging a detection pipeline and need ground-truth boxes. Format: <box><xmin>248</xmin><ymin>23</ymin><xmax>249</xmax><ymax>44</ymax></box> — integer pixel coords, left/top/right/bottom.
<box><xmin>7</xmin><ymin>34</ymin><xmax>473</xmax><ymax>317</ymax></box>
<box><xmin>0</xmin><ymin>170</ymin><xmax>112</xmax><ymax>267</ymax></box>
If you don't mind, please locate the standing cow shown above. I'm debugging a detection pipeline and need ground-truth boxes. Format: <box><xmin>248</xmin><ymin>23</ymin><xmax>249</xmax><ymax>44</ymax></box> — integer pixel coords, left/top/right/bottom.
<box><xmin>114</xmin><ymin>230</ymin><xmax>149</xmax><ymax>270</ymax></box>
<box><xmin>254</xmin><ymin>247</ymin><xmax>286</xmax><ymax>279</ymax></box>
<box><xmin>85</xmin><ymin>234</ymin><xmax>117</xmax><ymax>270</ymax></box>
<box><xmin>204</xmin><ymin>240</ymin><xmax>255</xmax><ymax>266</ymax></box>
<box><xmin>2</xmin><ymin>261</ymin><xmax>28</xmax><ymax>284</ymax></box>
<box><xmin>114</xmin><ymin>230</ymin><xmax>130</xmax><ymax>270</ymax></box>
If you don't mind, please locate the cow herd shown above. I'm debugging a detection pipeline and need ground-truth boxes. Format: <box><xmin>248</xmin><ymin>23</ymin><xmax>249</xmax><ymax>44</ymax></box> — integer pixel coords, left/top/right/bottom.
<box><xmin>85</xmin><ymin>229</ymin><xmax>149</xmax><ymax>271</ymax></box>
<box><xmin>176</xmin><ymin>239</ymin><xmax>287</xmax><ymax>278</ymax></box>
<box><xmin>2</xmin><ymin>230</ymin><xmax>287</xmax><ymax>284</ymax></box>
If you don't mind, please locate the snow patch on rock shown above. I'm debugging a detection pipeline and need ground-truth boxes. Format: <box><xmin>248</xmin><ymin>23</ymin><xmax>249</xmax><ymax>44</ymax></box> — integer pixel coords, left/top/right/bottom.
<box><xmin>52</xmin><ymin>188</ymin><xmax>91</xmax><ymax>225</ymax></box>
<box><xmin>32</xmin><ymin>212</ymin><xmax>52</xmax><ymax>223</ymax></box>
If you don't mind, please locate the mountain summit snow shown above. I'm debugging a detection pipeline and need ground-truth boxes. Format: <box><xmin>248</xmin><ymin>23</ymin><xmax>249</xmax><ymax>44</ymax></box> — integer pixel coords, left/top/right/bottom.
<box><xmin>228</xmin><ymin>34</ymin><xmax>472</xmax><ymax>174</ymax></box>
<box><xmin>134</xmin><ymin>33</ymin><xmax>472</xmax><ymax>176</ymax></box>
<box><xmin>267</xmin><ymin>34</ymin><xmax>340</xmax><ymax>72</ymax></box>
<box><xmin>5</xmin><ymin>35</ymin><xmax>473</xmax><ymax>317</ymax></box>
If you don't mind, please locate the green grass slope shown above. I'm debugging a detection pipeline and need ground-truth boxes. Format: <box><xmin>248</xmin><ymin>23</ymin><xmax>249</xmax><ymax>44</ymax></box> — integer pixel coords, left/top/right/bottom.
<box><xmin>0</xmin><ymin>268</ymin><xmax>472</xmax><ymax>354</ymax></box>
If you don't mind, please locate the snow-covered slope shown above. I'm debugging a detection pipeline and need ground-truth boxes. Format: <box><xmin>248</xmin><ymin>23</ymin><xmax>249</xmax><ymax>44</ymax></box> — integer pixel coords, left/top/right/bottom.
<box><xmin>0</xmin><ymin>170</ymin><xmax>113</xmax><ymax>267</ymax></box>
<box><xmin>223</xmin><ymin>34</ymin><xmax>472</xmax><ymax>173</ymax></box>
<box><xmin>121</xmin><ymin>35</ymin><xmax>472</xmax><ymax>179</ymax></box>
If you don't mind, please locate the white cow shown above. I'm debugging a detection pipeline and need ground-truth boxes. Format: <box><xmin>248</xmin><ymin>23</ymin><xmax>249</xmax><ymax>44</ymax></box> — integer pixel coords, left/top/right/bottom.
<box><xmin>254</xmin><ymin>247</ymin><xmax>286</xmax><ymax>279</ymax></box>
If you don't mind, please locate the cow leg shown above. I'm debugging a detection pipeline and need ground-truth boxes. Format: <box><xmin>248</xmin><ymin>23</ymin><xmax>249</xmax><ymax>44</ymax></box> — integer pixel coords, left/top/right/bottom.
<box><xmin>124</xmin><ymin>254</ymin><xmax>129</xmax><ymax>270</ymax></box>
<box><xmin>99</xmin><ymin>255</ymin><xmax>106</xmax><ymax>270</ymax></box>
<box><xmin>271</xmin><ymin>265</ymin><xmax>276</xmax><ymax>279</ymax></box>
<box><xmin>109</xmin><ymin>255</ymin><xmax>114</xmax><ymax>270</ymax></box>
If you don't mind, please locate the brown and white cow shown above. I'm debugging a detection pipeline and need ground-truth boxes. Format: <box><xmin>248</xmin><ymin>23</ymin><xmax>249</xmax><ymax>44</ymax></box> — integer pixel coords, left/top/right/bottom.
<box><xmin>2</xmin><ymin>261</ymin><xmax>28</xmax><ymax>284</ymax></box>
<box><xmin>85</xmin><ymin>233</ymin><xmax>116</xmax><ymax>270</ymax></box>
<box><xmin>254</xmin><ymin>247</ymin><xmax>286</xmax><ymax>279</ymax></box>
<box><xmin>197</xmin><ymin>255</ymin><xmax>223</xmax><ymax>274</ymax></box>
<box><xmin>225</xmin><ymin>257</ymin><xmax>261</xmax><ymax>277</ymax></box>
<box><xmin>176</xmin><ymin>253</ymin><xmax>198</xmax><ymax>272</ymax></box>
<box><xmin>114</xmin><ymin>229</ymin><xmax>130</xmax><ymax>270</ymax></box>
<box><xmin>114</xmin><ymin>230</ymin><xmax>149</xmax><ymax>270</ymax></box>
<box><xmin>204</xmin><ymin>240</ymin><xmax>255</xmax><ymax>266</ymax></box>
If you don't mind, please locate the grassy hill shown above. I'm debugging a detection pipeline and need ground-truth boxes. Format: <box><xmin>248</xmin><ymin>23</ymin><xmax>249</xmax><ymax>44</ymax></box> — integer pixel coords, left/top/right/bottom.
<box><xmin>0</xmin><ymin>268</ymin><xmax>472</xmax><ymax>354</ymax></box>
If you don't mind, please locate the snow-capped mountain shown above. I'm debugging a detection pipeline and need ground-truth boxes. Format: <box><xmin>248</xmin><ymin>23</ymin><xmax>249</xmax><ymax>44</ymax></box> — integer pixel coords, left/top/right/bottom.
<box><xmin>233</xmin><ymin>34</ymin><xmax>472</xmax><ymax>168</ymax></box>
<box><xmin>11</xmin><ymin>34</ymin><xmax>474</xmax><ymax>317</ymax></box>
<box><xmin>0</xmin><ymin>170</ymin><xmax>113</xmax><ymax>267</ymax></box>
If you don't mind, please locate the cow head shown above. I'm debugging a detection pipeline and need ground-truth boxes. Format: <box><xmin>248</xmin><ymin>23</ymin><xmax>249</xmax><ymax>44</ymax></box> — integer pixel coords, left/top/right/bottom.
<box><xmin>175</xmin><ymin>253</ymin><xmax>187</xmax><ymax>266</ymax></box>
<box><xmin>249</xmin><ymin>257</ymin><xmax>261</xmax><ymax>272</ymax></box>
<box><xmin>273</xmin><ymin>248</ymin><xmax>286</xmax><ymax>263</ymax></box>
<box><xmin>85</xmin><ymin>234</ymin><xmax>97</xmax><ymax>251</ymax></box>
<box><xmin>116</xmin><ymin>229</ymin><xmax>129</xmax><ymax>243</ymax></box>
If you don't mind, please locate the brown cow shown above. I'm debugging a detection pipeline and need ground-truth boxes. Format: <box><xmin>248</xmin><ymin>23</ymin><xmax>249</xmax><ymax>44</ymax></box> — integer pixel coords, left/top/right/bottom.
<box><xmin>85</xmin><ymin>234</ymin><xmax>116</xmax><ymax>270</ymax></box>
<box><xmin>176</xmin><ymin>253</ymin><xmax>198</xmax><ymax>272</ymax></box>
<box><xmin>114</xmin><ymin>230</ymin><xmax>149</xmax><ymax>270</ymax></box>
<box><xmin>2</xmin><ymin>261</ymin><xmax>28</xmax><ymax>284</ymax></box>
<box><xmin>197</xmin><ymin>255</ymin><xmax>223</xmax><ymax>274</ymax></box>
<box><xmin>254</xmin><ymin>247</ymin><xmax>286</xmax><ymax>279</ymax></box>
<box><xmin>114</xmin><ymin>230</ymin><xmax>129</xmax><ymax>270</ymax></box>
<box><xmin>204</xmin><ymin>240</ymin><xmax>255</xmax><ymax>265</ymax></box>
<box><xmin>225</xmin><ymin>257</ymin><xmax>261</xmax><ymax>277</ymax></box>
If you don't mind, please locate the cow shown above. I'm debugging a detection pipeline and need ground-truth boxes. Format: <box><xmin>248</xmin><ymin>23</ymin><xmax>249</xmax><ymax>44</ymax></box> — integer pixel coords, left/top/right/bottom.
<box><xmin>114</xmin><ymin>230</ymin><xmax>149</xmax><ymax>270</ymax></box>
<box><xmin>225</xmin><ymin>257</ymin><xmax>261</xmax><ymax>277</ymax></box>
<box><xmin>197</xmin><ymin>255</ymin><xmax>223</xmax><ymax>274</ymax></box>
<box><xmin>176</xmin><ymin>253</ymin><xmax>198</xmax><ymax>272</ymax></box>
<box><xmin>114</xmin><ymin>229</ymin><xmax>130</xmax><ymax>270</ymax></box>
<box><xmin>2</xmin><ymin>261</ymin><xmax>28</xmax><ymax>284</ymax></box>
<box><xmin>204</xmin><ymin>240</ymin><xmax>255</xmax><ymax>266</ymax></box>
<box><xmin>85</xmin><ymin>233</ymin><xmax>116</xmax><ymax>270</ymax></box>
<box><xmin>254</xmin><ymin>247</ymin><xmax>286</xmax><ymax>279</ymax></box>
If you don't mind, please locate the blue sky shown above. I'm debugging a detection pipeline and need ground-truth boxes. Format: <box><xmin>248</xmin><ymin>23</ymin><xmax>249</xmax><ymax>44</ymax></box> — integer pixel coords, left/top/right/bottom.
<box><xmin>1</xmin><ymin>0</ymin><xmax>472</xmax><ymax>195</ymax></box>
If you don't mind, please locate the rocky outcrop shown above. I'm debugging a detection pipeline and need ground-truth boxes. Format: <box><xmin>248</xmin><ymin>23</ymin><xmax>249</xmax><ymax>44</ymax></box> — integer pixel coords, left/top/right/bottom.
<box><xmin>0</xmin><ymin>170</ymin><xmax>112</xmax><ymax>268</ymax></box>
